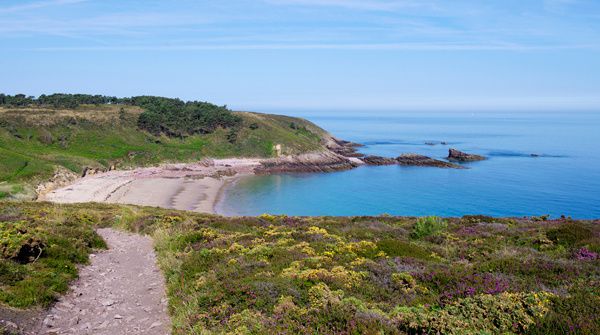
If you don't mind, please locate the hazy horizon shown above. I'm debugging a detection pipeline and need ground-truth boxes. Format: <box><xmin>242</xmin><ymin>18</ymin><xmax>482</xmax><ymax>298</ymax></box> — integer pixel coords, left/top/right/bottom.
<box><xmin>2</xmin><ymin>0</ymin><xmax>600</xmax><ymax>111</ymax></box>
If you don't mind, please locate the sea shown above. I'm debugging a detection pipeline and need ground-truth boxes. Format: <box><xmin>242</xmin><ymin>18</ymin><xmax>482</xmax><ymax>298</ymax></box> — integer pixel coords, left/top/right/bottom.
<box><xmin>216</xmin><ymin>111</ymin><xmax>600</xmax><ymax>218</ymax></box>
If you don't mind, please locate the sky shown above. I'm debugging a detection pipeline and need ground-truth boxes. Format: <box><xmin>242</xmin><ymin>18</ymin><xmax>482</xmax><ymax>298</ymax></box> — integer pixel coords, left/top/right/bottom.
<box><xmin>1</xmin><ymin>0</ymin><xmax>600</xmax><ymax>111</ymax></box>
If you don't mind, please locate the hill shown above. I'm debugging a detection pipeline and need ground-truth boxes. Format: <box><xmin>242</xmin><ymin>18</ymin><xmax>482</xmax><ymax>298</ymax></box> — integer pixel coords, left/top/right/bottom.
<box><xmin>0</xmin><ymin>97</ymin><xmax>331</xmax><ymax>199</ymax></box>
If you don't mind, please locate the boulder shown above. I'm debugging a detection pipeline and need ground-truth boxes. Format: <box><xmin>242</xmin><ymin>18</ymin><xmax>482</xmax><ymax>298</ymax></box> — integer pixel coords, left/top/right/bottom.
<box><xmin>447</xmin><ymin>148</ymin><xmax>486</xmax><ymax>162</ymax></box>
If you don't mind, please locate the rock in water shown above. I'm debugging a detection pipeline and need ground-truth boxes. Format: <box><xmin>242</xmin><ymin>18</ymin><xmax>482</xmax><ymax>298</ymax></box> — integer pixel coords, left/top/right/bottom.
<box><xmin>255</xmin><ymin>151</ymin><xmax>358</xmax><ymax>173</ymax></box>
<box><xmin>447</xmin><ymin>148</ymin><xmax>486</xmax><ymax>162</ymax></box>
<box><xmin>362</xmin><ymin>156</ymin><xmax>398</xmax><ymax>166</ymax></box>
<box><xmin>396</xmin><ymin>154</ymin><xmax>464</xmax><ymax>168</ymax></box>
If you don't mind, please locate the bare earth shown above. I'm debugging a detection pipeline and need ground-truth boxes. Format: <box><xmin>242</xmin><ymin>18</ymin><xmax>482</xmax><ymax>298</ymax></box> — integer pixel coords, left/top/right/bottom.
<box><xmin>40</xmin><ymin>158</ymin><xmax>262</xmax><ymax>214</ymax></box>
<box><xmin>35</xmin><ymin>228</ymin><xmax>170</xmax><ymax>335</ymax></box>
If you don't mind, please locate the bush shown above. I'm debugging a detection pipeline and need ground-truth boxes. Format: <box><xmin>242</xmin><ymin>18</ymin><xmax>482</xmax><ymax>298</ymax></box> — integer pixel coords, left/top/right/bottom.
<box><xmin>411</xmin><ymin>216</ymin><xmax>447</xmax><ymax>239</ymax></box>
<box><xmin>377</xmin><ymin>239</ymin><xmax>432</xmax><ymax>260</ymax></box>
<box><xmin>392</xmin><ymin>291</ymin><xmax>554</xmax><ymax>334</ymax></box>
<box><xmin>547</xmin><ymin>222</ymin><xmax>593</xmax><ymax>247</ymax></box>
<box><xmin>37</xmin><ymin>129</ymin><xmax>53</xmax><ymax>145</ymax></box>
<box><xmin>527</xmin><ymin>287</ymin><xmax>600</xmax><ymax>335</ymax></box>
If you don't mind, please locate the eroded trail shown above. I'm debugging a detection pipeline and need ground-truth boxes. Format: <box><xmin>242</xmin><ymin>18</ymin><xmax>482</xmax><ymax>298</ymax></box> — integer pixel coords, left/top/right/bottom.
<box><xmin>38</xmin><ymin>228</ymin><xmax>171</xmax><ymax>335</ymax></box>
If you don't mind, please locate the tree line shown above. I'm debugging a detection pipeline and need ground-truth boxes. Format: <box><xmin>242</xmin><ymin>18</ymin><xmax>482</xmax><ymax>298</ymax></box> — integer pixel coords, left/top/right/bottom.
<box><xmin>0</xmin><ymin>93</ymin><xmax>242</xmax><ymax>137</ymax></box>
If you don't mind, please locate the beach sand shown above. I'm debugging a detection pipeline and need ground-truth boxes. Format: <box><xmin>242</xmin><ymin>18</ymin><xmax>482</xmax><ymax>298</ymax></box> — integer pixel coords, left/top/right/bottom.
<box><xmin>41</xmin><ymin>159</ymin><xmax>261</xmax><ymax>214</ymax></box>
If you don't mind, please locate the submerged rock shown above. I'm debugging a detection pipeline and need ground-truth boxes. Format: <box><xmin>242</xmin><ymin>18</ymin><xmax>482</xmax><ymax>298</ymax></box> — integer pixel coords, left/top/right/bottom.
<box><xmin>447</xmin><ymin>148</ymin><xmax>486</xmax><ymax>162</ymax></box>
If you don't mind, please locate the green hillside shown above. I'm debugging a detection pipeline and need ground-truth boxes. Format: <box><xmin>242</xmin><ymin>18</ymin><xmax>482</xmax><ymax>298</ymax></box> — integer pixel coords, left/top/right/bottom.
<box><xmin>0</xmin><ymin>102</ymin><xmax>330</xmax><ymax>199</ymax></box>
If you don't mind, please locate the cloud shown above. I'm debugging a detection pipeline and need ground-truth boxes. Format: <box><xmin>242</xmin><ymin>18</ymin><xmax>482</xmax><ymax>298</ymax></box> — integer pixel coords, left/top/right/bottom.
<box><xmin>0</xmin><ymin>0</ymin><xmax>86</xmax><ymax>14</ymax></box>
<box><xmin>26</xmin><ymin>41</ymin><xmax>600</xmax><ymax>52</ymax></box>
<box><xmin>264</xmin><ymin>0</ymin><xmax>436</xmax><ymax>11</ymax></box>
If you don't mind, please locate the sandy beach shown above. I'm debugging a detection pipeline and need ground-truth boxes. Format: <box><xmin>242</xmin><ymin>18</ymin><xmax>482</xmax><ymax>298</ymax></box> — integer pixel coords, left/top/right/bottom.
<box><xmin>40</xmin><ymin>159</ymin><xmax>262</xmax><ymax>214</ymax></box>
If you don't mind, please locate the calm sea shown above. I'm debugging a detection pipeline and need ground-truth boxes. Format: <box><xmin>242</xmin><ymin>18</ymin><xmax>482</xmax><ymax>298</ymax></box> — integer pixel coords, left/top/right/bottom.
<box><xmin>216</xmin><ymin>111</ymin><xmax>600</xmax><ymax>218</ymax></box>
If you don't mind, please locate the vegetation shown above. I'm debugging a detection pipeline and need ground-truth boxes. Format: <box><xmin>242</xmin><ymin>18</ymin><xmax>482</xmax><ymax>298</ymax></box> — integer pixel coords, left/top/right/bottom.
<box><xmin>0</xmin><ymin>95</ymin><xmax>329</xmax><ymax>199</ymax></box>
<box><xmin>134</xmin><ymin>96</ymin><xmax>241</xmax><ymax>137</ymax></box>
<box><xmin>0</xmin><ymin>204</ymin><xmax>105</xmax><ymax>307</ymax></box>
<box><xmin>1</xmin><ymin>202</ymin><xmax>598</xmax><ymax>334</ymax></box>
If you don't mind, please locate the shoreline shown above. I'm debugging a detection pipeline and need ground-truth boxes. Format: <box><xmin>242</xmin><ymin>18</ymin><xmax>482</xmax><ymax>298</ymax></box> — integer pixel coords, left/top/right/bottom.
<box><xmin>40</xmin><ymin>142</ymin><xmax>469</xmax><ymax>214</ymax></box>
<box><xmin>212</xmin><ymin>174</ymin><xmax>245</xmax><ymax>215</ymax></box>
<box><xmin>40</xmin><ymin>159</ymin><xmax>262</xmax><ymax>214</ymax></box>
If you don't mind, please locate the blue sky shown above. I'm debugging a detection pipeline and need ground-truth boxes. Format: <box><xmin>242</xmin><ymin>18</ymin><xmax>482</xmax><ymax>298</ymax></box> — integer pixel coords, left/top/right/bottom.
<box><xmin>1</xmin><ymin>0</ymin><xmax>600</xmax><ymax>111</ymax></box>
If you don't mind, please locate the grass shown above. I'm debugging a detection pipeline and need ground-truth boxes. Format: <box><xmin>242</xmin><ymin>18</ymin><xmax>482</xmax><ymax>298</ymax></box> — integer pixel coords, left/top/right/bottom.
<box><xmin>1</xmin><ymin>202</ymin><xmax>598</xmax><ymax>334</ymax></box>
<box><xmin>0</xmin><ymin>106</ymin><xmax>329</xmax><ymax>199</ymax></box>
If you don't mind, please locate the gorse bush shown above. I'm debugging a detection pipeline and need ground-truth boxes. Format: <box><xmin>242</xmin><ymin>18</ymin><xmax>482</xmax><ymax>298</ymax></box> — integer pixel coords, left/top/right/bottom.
<box><xmin>392</xmin><ymin>292</ymin><xmax>554</xmax><ymax>335</ymax></box>
<box><xmin>411</xmin><ymin>216</ymin><xmax>447</xmax><ymax>239</ymax></box>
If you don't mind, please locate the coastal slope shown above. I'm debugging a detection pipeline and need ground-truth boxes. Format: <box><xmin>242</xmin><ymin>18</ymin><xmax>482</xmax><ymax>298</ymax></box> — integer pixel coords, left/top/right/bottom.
<box><xmin>0</xmin><ymin>102</ymin><xmax>339</xmax><ymax>200</ymax></box>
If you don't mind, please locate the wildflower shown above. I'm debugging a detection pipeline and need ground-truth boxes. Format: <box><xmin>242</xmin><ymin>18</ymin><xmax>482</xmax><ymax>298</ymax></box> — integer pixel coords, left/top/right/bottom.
<box><xmin>574</xmin><ymin>247</ymin><xmax>598</xmax><ymax>260</ymax></box>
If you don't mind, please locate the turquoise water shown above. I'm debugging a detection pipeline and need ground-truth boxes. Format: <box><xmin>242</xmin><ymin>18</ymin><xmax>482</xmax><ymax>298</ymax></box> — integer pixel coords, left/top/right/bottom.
<box><xmin>217</xmin><ymin>112</ymin><xmax>600</xmax><ymax>218</ymax></box>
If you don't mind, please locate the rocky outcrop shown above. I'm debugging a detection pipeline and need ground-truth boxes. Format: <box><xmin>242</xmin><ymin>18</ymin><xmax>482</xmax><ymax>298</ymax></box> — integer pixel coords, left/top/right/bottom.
<box><xmin>396</xmin><ymin>154</ymin><xmax>463</xmax><ymax>168</ymax></box>
<box><xmin>255</xmin><ymin>151</ymin><xmax>358</xmax><ymax>174</ymax></box>
<box><xmin>82</xmin><ymin>164</ymin><xmax>116</xmax><ymax>177</ymax></box>
<box><xmin>361</xmin><ymin>156</ymin><xmax>398</xmax><ymax>166</ymax></box>
<box><xmin>35</xmin><ymin>166</ymin><xmax>79</xmax><ymax>200</ymax></box>
<box><xmin>325</xmin><ymin>137</ymin><xmax>364</xmax><ymax>158</ymax></box>
<box><xmin>447</xmin><ymin>149</ymin><xmax>486</xmax><ymax>162</ymax></box>
<box><xmin>361</xmin><ymin>154</ymin><xmax>463</xmax><ymax>168</ymax></box>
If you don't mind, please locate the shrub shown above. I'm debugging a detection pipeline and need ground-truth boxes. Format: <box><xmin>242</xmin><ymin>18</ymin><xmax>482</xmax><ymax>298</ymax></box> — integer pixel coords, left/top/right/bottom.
<box><xmin>37</xmin><ymin>129</ymin><xmax>53</xmax><ymax>145</ymax></box>
<box><xmin>411</xmin><ymin>216</ymin><xmax>447</xmax><ymax>239</ymax></box>
<box><xmin>377</xmin><ymin>239</ymin><xmax>432</xmax><ymax>260</ymax></box>
<box><xmin>226</xmin><ymin>309</ymin><xmax>266</xmax><ymax>334</ymax></box>
<box><xmin>547</xmin><ymin>223</ymin><xmax>593</xmax><ymax>247</ymax></box>
<box><xmin>527</xmin><ymin>287</ymin><xmax>600</xmax><ymax>335</ymax></box>
<box><xmin>391</xmin><ymin>272</ymin><xmax>417</xmax><ymax>292</ymax></box>
<box><xmin>392</xmin><ymin>291</ymin><xmax>554</xmax><ymax>334</ymax></box>
<box><xmin>308</xmin><ymin>282</ymin><xmax>343</xmax><ymax>310</ymax></box>
<box><xmin>461</xmin><ymin>215</ymin><xmax>495</xmax><ymax>224</ymax></box>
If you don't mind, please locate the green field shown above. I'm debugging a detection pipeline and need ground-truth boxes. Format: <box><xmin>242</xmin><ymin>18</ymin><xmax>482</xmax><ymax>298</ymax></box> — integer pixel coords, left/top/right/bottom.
<box><xmin>1</xmin><ymin>202</ymin><xmax>599</xmax><ymax>334</ymax></box>
<box><xmin>0</xmin><ymin>105</ymin><xmax>329</xmax><ymax>199</ymax></box>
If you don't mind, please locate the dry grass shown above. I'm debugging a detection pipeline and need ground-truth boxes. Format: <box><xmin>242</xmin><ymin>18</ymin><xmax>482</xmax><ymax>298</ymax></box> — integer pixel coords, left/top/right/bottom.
<box><xmin>0</xmin><ymin>105</ymin><xmax>143</xmax><ymax>127</ymax></box>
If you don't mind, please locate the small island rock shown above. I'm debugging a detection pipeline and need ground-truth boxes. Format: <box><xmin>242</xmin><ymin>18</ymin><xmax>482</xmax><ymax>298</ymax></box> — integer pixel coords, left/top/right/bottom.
<box><xmin>447</xmin><ymin>148</ymin><xmax>486</xmax><ymax>162</ymax></box>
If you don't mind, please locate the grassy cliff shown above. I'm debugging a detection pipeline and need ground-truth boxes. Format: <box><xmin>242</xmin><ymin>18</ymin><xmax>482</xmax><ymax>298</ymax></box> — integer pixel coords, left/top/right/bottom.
<box><xmin>0</xmin><ymin>104</ymin><xmax>330</xmax><ymax>199</ymax></box>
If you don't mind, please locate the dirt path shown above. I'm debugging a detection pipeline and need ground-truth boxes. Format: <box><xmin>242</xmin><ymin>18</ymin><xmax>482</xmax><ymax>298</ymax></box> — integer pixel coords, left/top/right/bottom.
<box><xmin>37</xmin><ymin>228</ymin><xmax>171</xmax><ymax>335</ymax></box>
